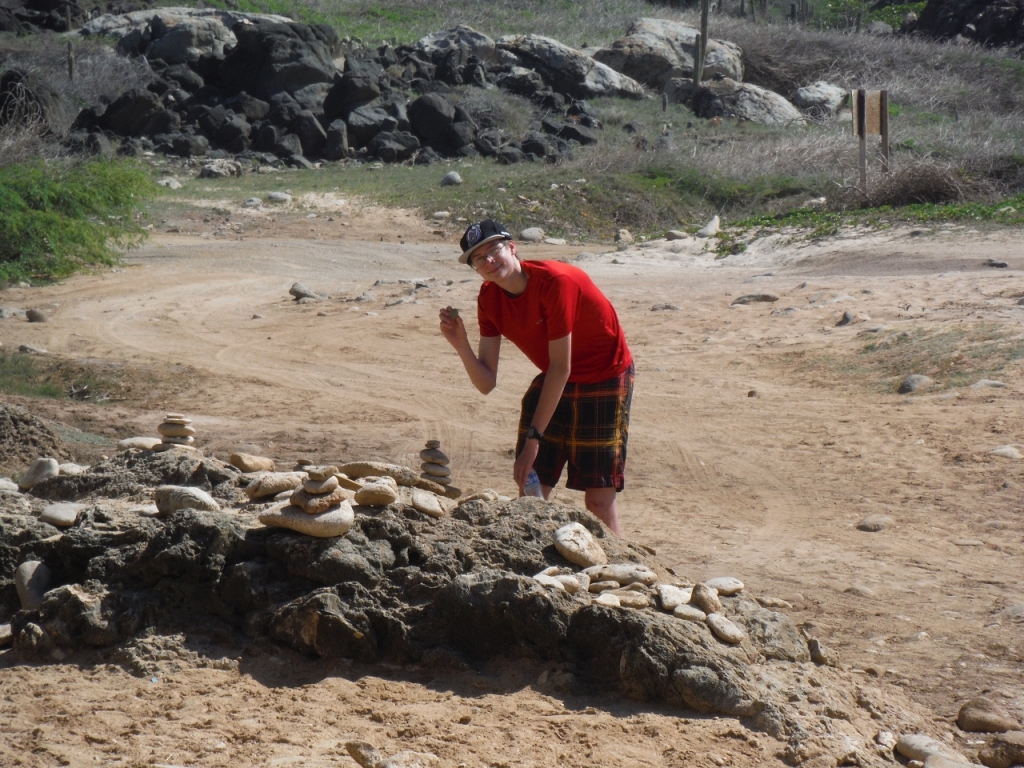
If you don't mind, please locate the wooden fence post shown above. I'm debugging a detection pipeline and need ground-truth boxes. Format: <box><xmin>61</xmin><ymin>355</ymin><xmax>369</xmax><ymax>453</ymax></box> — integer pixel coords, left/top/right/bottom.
<box><xmin>880</xmin><ymin>90</ymin><xmax>890</xmax><ymax>173</ymax></box>
<box><xmin>856</xmin><ymin>88</ymin><xmax>867</xmax><ymax>192</ymax></box>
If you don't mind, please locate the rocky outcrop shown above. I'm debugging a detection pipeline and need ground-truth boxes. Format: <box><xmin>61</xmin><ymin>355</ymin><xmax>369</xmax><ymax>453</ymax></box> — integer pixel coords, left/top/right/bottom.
<box><xmin>671</xmin><ymin>77</ymin><xmax>806</xmax><ymax>125</ymax></box>
<box><xmin>593</xmin><ymin>18</ymin><xmax>743</xmax><ymax>88</ymax></box>
<box><xmin>496</xmin><ymin>34</ymin><xmax>646</xmax><ymax>100</ymax></box>
<box><xmin>793</xmin><ymin>81</ymin><xmax>848</xmax><ymax>117</ymax></box>
<box><xmin>915</xmin><ymin>0</ymin><xmax>1024</xmax><ymax>45</ymax></box>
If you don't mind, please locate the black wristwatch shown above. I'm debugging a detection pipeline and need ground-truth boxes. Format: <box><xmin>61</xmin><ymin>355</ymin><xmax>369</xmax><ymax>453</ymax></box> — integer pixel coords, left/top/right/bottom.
<box><xmin>525</xmin><ymin>425</ymin><xmax>544</xmax><ymax>442</ymax></box>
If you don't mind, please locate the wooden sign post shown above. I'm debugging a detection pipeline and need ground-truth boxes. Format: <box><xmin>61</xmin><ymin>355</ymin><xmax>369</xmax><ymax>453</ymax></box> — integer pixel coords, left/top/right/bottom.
<box><xmin>852</xmin><ymin>89</ymin><xmax>889</xmax><ymax>191</ymax></box>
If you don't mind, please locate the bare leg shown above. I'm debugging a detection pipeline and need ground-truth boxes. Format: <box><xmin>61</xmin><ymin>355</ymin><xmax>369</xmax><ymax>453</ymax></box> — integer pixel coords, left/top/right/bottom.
<box><xmin>585</xmin><ymin>487</ymin><xmax>621</xmax><ymax>536</ymax></box>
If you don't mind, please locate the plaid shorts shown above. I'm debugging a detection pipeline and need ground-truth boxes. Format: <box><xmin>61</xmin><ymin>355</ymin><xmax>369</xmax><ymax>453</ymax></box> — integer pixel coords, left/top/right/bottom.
<box><xmin>516</xmin><ymin>362</ymin><xmax>635</xmax><ymax>492</ymax></box>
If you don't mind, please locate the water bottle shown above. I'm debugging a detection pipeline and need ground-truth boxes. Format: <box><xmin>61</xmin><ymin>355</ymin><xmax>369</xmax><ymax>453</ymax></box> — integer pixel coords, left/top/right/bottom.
<box><xmin>524</xmin><ymin>469</ymin><xmax>544</xmax><ymax>498</ymax></box>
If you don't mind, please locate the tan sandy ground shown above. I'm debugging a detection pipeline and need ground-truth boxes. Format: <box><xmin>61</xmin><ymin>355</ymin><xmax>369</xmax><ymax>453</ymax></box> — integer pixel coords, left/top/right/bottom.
<box><xmin>1</xmin><ymin>202</ymin><xmax>1022</xmax><ymax>767</ymax></box>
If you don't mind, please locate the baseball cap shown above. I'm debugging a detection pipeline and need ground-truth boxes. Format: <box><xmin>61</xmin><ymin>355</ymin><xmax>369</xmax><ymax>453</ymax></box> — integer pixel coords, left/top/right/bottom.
<box><xmin>459</xmin><ymin>219</ymin><xmax>512</xmax><ymax>264</ymax></box>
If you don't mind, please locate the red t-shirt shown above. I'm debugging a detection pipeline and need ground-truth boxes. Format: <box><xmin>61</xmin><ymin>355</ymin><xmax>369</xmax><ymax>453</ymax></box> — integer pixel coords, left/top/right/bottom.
<box><xmin>477</xmin><ymin>260</ymin><xmax>632</xmax><ymax>384</ymax></box>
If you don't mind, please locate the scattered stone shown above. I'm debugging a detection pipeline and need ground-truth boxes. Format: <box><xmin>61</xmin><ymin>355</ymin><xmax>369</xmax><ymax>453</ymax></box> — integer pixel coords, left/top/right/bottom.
<box><xmin>243</xmin><ymin>197</ymin><xmax>262</xmax><ymax>208</ymax></box>
<box><xmin>18</xmin><ymin>457</ymin><xmax>59</xmax><ymax>491</ymax></box>
<box><xmin>616</xmin><ymin>228</ymin><xmax>634</xmax><ymax>244</ymax></box>
<box><xmin>118</xmin><ymin>438</ymin><xmax>161</xmax><ymax>450</ymax></box>
<box><xmin>0</xmin><ymin>623</ymin><xmax>11</xmax><ymax>647</ymax></box>
<box><xmin>898</xmin><ymin>374</ymin><xmax>934</xmax><ymax>394</ymax></box>
<box><xmin>553</xmin><ymin>522</ymin><xmax>608</xmax><ymax>567</ymax></box>
<box><xmin>793</xmin><ymin>81</ymin><xmax>848</xmax><ymax>116</ymax></box>
<box><xmin>989</xmin><ymin>446</ymin><xmax>1022</xmax><ymax>460</ymax></box>
<box><xmin>582</xmin><ymin>563</ymin><xmax>658</xmax><ymax>586</ymax></box>
<box><xmin>259</xmin><ymin>501</ymin><xmax>355</xmax><ymax>538</ymax></box>
<box><xmin>656</xmin><ymin>583</ymin><xmax>693</xmax><ymax>611</ymax></box>
<box><xmin>15</xmin><ymin>560</ymin><xmax>51</xmax><ymax>610</ymax></box>
<box><xmin>594</xmin><ymin>592</ymin><xmax>621</xmax><ymax>607</ymax></box>
<box><xmin>984</xmin><ymin>259</ymin><xmax>1009</xmax><ymax>268</ymax></box>
<box><xmin>267</xmin><ymin>191</ymin><xmax>292</xmax><ymax>203</ymax></box>
<box><xmin>289</xmin><ymin>282</ymin><xmax>323</xmax><ymax>300</ymax></box>
<box><xmin>731</xmin><ymin>293</ymin><xmax>779</xmax><ymax>305</ymax></box>
<box><xmin>703</xmin><ymin>576</ymin><xmax>743</xmax><ymax>595</ymax></box>
<box><xmin>706</xmin><ymin>612</ymin><xmax>745</xmax><ymax>644</ymax></box>
<box><xmin>154</xmin><ymin>485</ymin><xmax>221</xmax><ymax>514</ymax></box>
<box><xmin>157</xmin><ymin>422</ymin><xmax>196</xmax><ymax>438</ymax></box>
<box><xmin>543</xmin><ymin>238</ymin><xmax>567</xmax><ymax>245</ymax></box>
<box><xmin>411</xmin><ymin>489</ymin><xmax>445</xmax><ymax>518</ymax></box>
<box><xmin>355</xmin><ymin>479</ymin><xmax>399</xmax><ymax>506</ymax></box>
<box><xmin>971</xmin><ymin>379</ymin><xmax>1007</xmax><ymax>389</ymax></box>
<box><xmin>696</xmin><ymin>215</ymin><xmax>720</xmax><ymax>238</ymax></box>
<box><xmin>836</xmin><ymin>310</ymin><xmax>856</xmax><ymax>326</ymax></box>
<box><xmin>535</xmin><ymin>573</ymin><xmax>566</xmax><ymax>591</ymax></box>
<box><xmin>157</xmin><ymin>177</ymin><xmax>182</xmax><ymax>189</ymax></box>
<box><xmin>519</xmin><ymin>227</ymin><xmax>545</xmax><ymax>242</ymax></box>
<box><xmin>57</xmin><ymin>462</ymin><xmax>86</xmax><ymax>476</ymax></box>
<box><xmin>25</xmin><ymin>308</ymin><xmax>48</xmax><ymax>323</ymax></box>
<box><xmin>131</xmin><ymin>504</ymin><xmax>161</xmax><ymax>517</ymax></box>
<box><xmin>230</xmin><ymin>453</ymin><xmax>275</xmax><ymax>472</ymax></box>
<box><xmin>978</xmin><ymin>731</ymin><xmax>1024</xmax><ymax>768</ymax></box>
<box><xmin>40</xmin><ymin>502</ymin><xmax>84</xmax><ymax>528</ymax></box>
<box><xmin>440</xmin><ymin>171</ymin><xmax>463</xmax><ymax>186</ymax></box>
<box><xmin>432</xmin><ymin>211</ymin><xmax>450</xmax><ymax>220</ymax></box>
<box><xmin>896</xmin><ymin>734</ymin><xmax>969</xmax><ymax>764</ymax></box>
<box><xmin>857</xmin><ymin>514</ymin><xmax>894</xmax><ymax>532</ymax></box>
<box><xmin>305</xmin><ymin>465</ymin><xmax>339</xmax><ymax>482</ymax></box>
<box><xmin>666</xmin><ymin>230</ymin><xmax>688</xmax><ymax>240</ymax></box>
<box><xmin>244</xmin><ymin>471</ymin><xmax>307</xmax><ymax>500</ymax></box>
<box><xmin>673</xmin><ymin>604</ymin><xmax>707</xmax><ymax>622</ymax></box>
<box><xmin>290</xmin><ymin>484</ymin><xmax>351</xmax><ymax>514</ymax></box>
<box><xmin>18</xmin><ymin>344</ymin><xmax>47</xmax><ymax>354</ymax></box>
<box><xmin>807</xmin><ymin>637</ymin><xmax>835</xmax><ymax>666</ymax></box>
<box><xmin>651</xmin><ymin>303</ymin><xmax>680</xmax><ymax>311</ymax></box>
<box><xmin>691</xmin><ymin>582</ymin><xmax>723</xmax><ymax>614</ymax></box>
<box><xmin>957</xmin><ymin>697</ymin><xmax>1019</xmax><ymax>733</ymax></box>
<box><xmin>613</xmin><ymin>590</ymin><xmax>651</xmax><ymax>609</ymax></box>
<box><xmin>346</xmin><ymin>741</ymin><xmax>384</xmax><ymax>768</ymax></box>
<box><xmin>339</xmin><ymin>461</ymin><xmax>419</xmax><ymax>486</ymax></box>
<box><xmin>0</xmin><ymin>478</ymin><xmax>19</xmax><ymax>493</ymax></box>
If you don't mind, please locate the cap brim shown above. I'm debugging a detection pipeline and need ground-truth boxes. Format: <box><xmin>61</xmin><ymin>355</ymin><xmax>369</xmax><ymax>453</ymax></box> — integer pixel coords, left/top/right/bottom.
<box><xmin>459</xmin><ymin>233</ymin><xmax>511</xmax><ymax>264</ymax></box>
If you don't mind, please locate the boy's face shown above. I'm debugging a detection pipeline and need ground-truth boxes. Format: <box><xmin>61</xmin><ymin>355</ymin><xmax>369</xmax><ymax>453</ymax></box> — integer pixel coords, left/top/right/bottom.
<box><xmin>469</xmin><ymin>239</ymin><xmax>517</xmax><ymax>280</ymax></box>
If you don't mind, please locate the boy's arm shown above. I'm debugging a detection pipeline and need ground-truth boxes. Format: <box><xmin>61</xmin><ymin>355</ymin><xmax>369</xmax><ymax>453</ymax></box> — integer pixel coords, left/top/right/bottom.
<box><xmin>439</xmin><ymin>306</ymin><xmax>501</xmax><ymax>394</ymax></box>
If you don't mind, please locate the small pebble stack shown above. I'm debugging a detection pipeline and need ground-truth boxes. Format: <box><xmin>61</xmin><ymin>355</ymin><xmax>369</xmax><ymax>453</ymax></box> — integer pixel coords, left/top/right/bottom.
<box><xmin>154</xmin><ymin>413</ymin><xmax>196</xmax><ymax>452</ymax></box>
<box><xmin>419</xmin><ymin>440</ymin><xmax>452</xmax><ymax>487</ymax></box>
<box><xmin>289</xmin><ymin>465</ymin><xmax>350</xmax><ymax>513</ymax></box>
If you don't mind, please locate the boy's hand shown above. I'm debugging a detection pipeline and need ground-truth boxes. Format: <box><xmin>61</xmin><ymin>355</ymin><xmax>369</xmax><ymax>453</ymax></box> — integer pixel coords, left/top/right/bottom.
<box><xmin>439</xmin><ymin>306</ymin><xmax>468</xmax><ymax>349</ymax></box>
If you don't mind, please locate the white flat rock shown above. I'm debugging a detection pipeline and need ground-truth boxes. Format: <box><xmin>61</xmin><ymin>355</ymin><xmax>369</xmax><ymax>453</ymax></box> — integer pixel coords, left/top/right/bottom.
<box><xmin>582</xmin><ymin>563</ymin><xmax>657</xmax><ymax>585</ymax></box>
<box><xmin>18</xmin><ymin>457</ymin><xmax>59</xmax><ymax>491</ymax></box>
<box><xmin>673</xmin><ymin>604</ymin><xmax>707</xmax><ymax>622</ymax></box>
<box><xmin>594</xmin><ymin>592</ymin><xmax>621</xmax><ymax>607</ymax></box>
<box><xmin>410</xmin><ymin>489</ymin><xmax>445</xmax><ymax>518</ymax></box>
<box><xmin>244</xmin><ymin>471</ymin><xmax>306</xmax><ymax>500</ymax></box>
<box><xmin>0</xmin><ymin>478</ymin><xmax>20</xmax><ymax>492</ymax></box>
<box><xmin>57</xmin><ymin>463</ymin><xmax>87</xmax><ymax>476</ymax></box>
<box><xmin>0</xmin><ymin>623</ymin><xmax>11</xmax><ymax>646</ymax></box>
<box><xmin>990</xmin><ymin>445</ymin><xmax>1022</xmax><ymax>459</ymax></box>
<box><xmin>703</xmin><ymin>576</ymin><xmax>744</xmax><ymax>595</ymax></box>
<box><xmin>15</xmin><ymin>560</ymin><xmax>51</xmax><ymax>610</ymax></box>
<box><xmin>553</xmin><ymin>522</ymin><xmax>607</xmax><ymax>567</ymax></box>
<box><xmin>555</xmin><ymin>574</ymin><xmax>581</xmax><ymax>594</ymax></box>
<box><xmin>656</xmin><ymin>583</ymin><xmax>693</xmax><ymax>611</ymax></box>
<box><xmin>355</xmin><ymin>481</ymin><xmax>399</xmax><ymax>506</ymax></box>
<box><xmin>706</xmin><ymin>612</ymin><xmax>745</xmax><ymax>643</ymax></box>
<box><xmin>40</xmin><ymin>502</ymin><xmax>84</xmax><ymax>528</ymax></box>
<box><xmin>155</xmin><ymin>485</ymin><xmax>220</xmax><ymax>514</ymax></box>
<box><xmin>259</xmin><ymin>501</ymin><xmax>354</xmax><ymax>538</ymax></box>
<box><xmin>896</xmin><ymin>734</ymin><xmax>969</xmax><ymax>763</ymax></box>
<box><xmin>130</xmin><ymin>504</ymin><xmax>161</xmax><ymax>517</ymax></box>
<box><xmin>535</xmin><ymin>573</ymin><xmax>566</xmax><ymax>591</ymax></box>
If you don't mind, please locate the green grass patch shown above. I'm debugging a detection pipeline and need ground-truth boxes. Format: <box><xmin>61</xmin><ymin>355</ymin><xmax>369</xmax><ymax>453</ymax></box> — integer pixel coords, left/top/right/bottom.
<box><xmin>0</xmin><ymin>160</ymin><xmax>154</xmax><ymax>284</ymax></box>
<box><xmin>0</xmin><ymin>351</ymin><xmax>126</xmax><ymax>401</ymax></box>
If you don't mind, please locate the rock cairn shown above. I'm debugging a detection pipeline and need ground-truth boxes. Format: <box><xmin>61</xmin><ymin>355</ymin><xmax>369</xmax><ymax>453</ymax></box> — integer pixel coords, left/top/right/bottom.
<box><xmin>259</xmin><ymin>465</ymin><xmax>355</xmax><ymax>538</ymax></box>
<box><xmin>154</xmin><ymin>413</ymin><xmax>196</xmax><ymax>452</ymax></box>
<box><xmin>420</xmin><ymin>439</ymin><xmax>460</xmax><ymax>497</ymax></box>
<box><xmin>540</xmin><ymin>521</ymin><xmax>750</xmax><ymax>644</ymax></box>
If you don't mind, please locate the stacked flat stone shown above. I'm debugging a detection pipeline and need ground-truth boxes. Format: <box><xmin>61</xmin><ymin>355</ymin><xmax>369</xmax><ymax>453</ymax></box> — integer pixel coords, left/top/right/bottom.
<box><xmin>420</xmin><ymin>440</ymin><xmax>456</xmax><ymax>490</ymax></box>
<box><xmin>289</xmin><ymin>465</ymin><xmax>351</xmax><ymax>514</ymax></box>
<box><xmin>154</xmin><ymin>413</ymin><xmax>197</xmax><ymax>452</ymax></box>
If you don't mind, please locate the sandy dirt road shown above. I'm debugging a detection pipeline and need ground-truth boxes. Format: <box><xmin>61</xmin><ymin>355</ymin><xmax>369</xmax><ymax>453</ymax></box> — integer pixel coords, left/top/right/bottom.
<box><xmin>1</xmin><ymin>208</ymin><xmax>1022</xmax><ymax>767</ymax></box>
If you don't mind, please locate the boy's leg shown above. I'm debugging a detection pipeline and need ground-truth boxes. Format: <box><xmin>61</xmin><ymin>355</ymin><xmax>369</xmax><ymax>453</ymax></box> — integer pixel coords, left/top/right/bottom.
<box><xmin>585</xmin><ymin>486</ymin><xmax>621</xmax><ymax>536</ymax></box>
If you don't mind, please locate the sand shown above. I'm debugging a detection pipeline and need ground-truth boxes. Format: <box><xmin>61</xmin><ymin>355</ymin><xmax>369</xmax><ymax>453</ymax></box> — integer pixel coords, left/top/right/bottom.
<box><xmin>0</xmin><ymin>204</ymin><xmax>1021</xmax><ymax>767</ymax></box>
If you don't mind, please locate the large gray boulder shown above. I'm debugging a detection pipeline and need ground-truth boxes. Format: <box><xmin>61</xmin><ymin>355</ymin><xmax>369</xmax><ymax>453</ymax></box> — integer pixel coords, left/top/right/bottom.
<box><xmin>496</xmin><ymin>35</ymin><xmax>646</xmax><ymax>100</ymax></box>
<box><xmin>216</xmin><ymin>19</ymin><xmax>342</xmax><ymax>99</ymax></box>
<box><xmin>793</xmin><ymin>81</ymin><xmax>848</xmax><ymax>116</ymax></box>
<box><xmin>593</xmin><ymin>18</ymin><xmax>743</xmax><ymax>88</ymax></box>
<box><xmin>691</xmin><ymin>78</ymin><xmax>804</xmax><ymax>125</ymax></box>
<box><xmin>415</xmin><ymin>24</ymin><xmax>498</xmax><ymax>63</ymax></box>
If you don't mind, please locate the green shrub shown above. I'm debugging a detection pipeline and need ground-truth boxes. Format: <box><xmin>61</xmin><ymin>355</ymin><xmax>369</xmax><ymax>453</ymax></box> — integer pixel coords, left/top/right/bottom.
<box><xmin>0</xmin><ymin>160</ymin><xmax>153</xmax><ymax>284</ymax></box>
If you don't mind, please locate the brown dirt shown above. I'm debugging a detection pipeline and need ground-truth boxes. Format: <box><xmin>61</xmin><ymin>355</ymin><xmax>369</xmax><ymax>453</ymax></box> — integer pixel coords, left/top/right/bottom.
<box><xmin>0</xmin><ymin>208</ymin><xmax>1022</xmax><ymax>767</ymax></box>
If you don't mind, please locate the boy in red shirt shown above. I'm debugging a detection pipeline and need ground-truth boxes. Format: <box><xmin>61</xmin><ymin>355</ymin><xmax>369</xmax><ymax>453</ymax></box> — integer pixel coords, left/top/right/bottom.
<box><xmin>439</xmin><ymin>219</ymin><xmax>634</xmax><ymax>535</ymax></box>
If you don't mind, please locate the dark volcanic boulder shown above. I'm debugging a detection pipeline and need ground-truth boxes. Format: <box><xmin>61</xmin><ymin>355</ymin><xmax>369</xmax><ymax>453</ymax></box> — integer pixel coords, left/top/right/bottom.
<box><xmin>916</xmin><ymin>0</ymin><xmax>1024</xmax><ymax>43</ymax></box>
<box><xmin>0</xmin><ymin>69</ymin><xmax>77</xmax><ymax>136</ymax></box>
<box><xmin>225</xmin><ymin>92</ymin><xmax>271</xmax><ymax>122</ymax></box>
<box><xmin>294</xmin><ymin>110</ymin><xmax>327</xmax><ymax>156</ymax></box>
<box><xmin>368</xmin><ymin>130</ymin><xmax>420</xmax><ymax>162</ymax></box>
<box><xmin>346</xmin><ymin>105</ymin><xmax>390</xmax><ymax>146</ymax></box>
<box><xmin>102</xmin><ymin>88</ymin><xmax>165</xmax><ymax>137</ymax></box>
<box><xmin>324</xmin><ymin>119</ymin><xmax>349</xmax><ymax>159</ymax></box>
<box><xmin>407</xmin><ymin>93</ymin><xmax>455</xmax><ymax>149</ymax></box>
<box><xmin>219</xmin><ymin>20</ymin><xmax>341</xmax><ymax>100</ymax></box>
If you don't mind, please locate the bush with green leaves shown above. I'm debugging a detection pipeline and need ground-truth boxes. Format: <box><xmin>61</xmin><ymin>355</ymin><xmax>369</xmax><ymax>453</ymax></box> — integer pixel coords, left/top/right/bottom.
<box><xmin>0</xmin><ymin>160</ymin><xmax>153</xmax><ymax>284</ymax></box>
